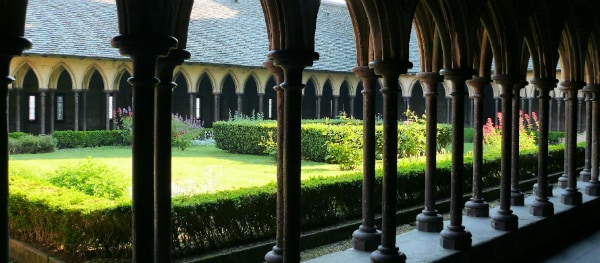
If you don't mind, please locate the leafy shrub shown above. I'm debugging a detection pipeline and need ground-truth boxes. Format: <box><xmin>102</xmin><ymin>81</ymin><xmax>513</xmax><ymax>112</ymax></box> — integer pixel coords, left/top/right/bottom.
<box><xmin>463</xmin><ymin>128</ymin><xmax>474</xmax><ymax>143</ymax></box>
<box><xmin>324</xmin><ymin>123</ymin><xmax>363</xmax><ymax>170</ymax></box>
<box><xmin>53</xmin><ymin>130</ymin><xmax>130</xmax><ymax>149</ymax></box>
<box><xmin>259</xmin><ymin>131</ymin><xmax>277</xmax><ymax>160</ymax></box>
<box><xmin>548</xmin><ymin>131</ymin><xmax>565</xmax><ymax>144</ymax></box>
<box><xmin>9</xmin><ymin>132</ymin><xmax>28</xmax><ymax>139</ymax></box>
<box><xmin>47</xmin><ymin>157</ymin><xmax>128</xmax><ymax>200</ymax></box>
<box><xmin>171</xmin><ymin>114</ymin><xmax>205</xmax><ymax>151</ymax></box>
<box><xmin>8</xmin><ymin>134</ymin><xmax>56</xmax><ymax>154</ymax></box>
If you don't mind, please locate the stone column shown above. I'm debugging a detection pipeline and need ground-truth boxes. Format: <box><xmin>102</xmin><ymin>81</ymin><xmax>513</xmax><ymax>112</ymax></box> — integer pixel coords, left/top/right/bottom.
<box><xmin>491</xmin><ymin>74</ymin><xmax>518</xmax><ymax>231</ymax></box>
<box><xmin>415</xmin><ymin>72</ymin><xmax>444</xmax><ymax>231</ymax></box>
<box><xmin>528</xmin><ymin>97</ymin><xmax>534</xmax><ymax>116</ymax></box>
<box><xmin>263</xmin><ymin>60</ymin><xmax>284</xmax><ymax>263</ymax></box>
<box><xmin>49</xmin><ymin>89</ymin><xmax>55</xmax><ymax>134</ymax></box>
<box><xmin>258</xmin><ymin>93</ymin><xmax>264</xmax><ymax>116</ymax></box>
<box><xmin>188</xmin><ymin>93</ymin><xmax>195</xmax><ymax>119</ymax></box>
<box><xmin>580</xmin><ymin>87</ymin><xmax>592</xmax><ymax>182</ymax></box>
<box><xmin>82</xmin><ymin>90</ymin><xmax>87</xmax><ymax>131</ymax></box>
<box><xmin>316</xmin><ymin>96</ymin><xmax>321</xmax><ymax>119</ymax></box>
<box><xmin>403</xmin><ymin>97</ymin><xmax>410</xmax><ymax>120</ymax></box>
<box><xmin>351</xmin><ymin>66</ymin><xmax>381</xmax><ymax>251</ymax></box>
<box><xmin>465</xmin><ymin>77</ymin><xmax>490</xmax><ymax>217</ymax></box>
<box><xmin>556</xmin><ymin>96</ymin><xmax>563</xmax><ymax>131</ymax></box>
<box><xmin>105</xmin><ymin>91</ymin><xmax>111</xmax><ymax>130</ymax></box>
<box><xmin>213</xmin><ymin>93</ymin><xmax>220</xmax><ymax>122</ymax></box>
<box><xmin>549</xmin><ymin>97</ymin><xmax>554</xmax><ymax>131</ymax></box>
<box><xmin>560</xmin><ymin>80</ymin><xmax>583</xmax><ymax>206</ymax></box>
<box><xmin>269</xmin><ymin>50</ymin><xmax>316</xmax><ymax>263</ymax></box>
<box><xmin>14</xmin><ymin>88</ymin><xmax>20</xmax><ymax>132</ymax></box>
<box><xmin>111</xmin><ymin>33</ymin><xmax>177</xmax><ymax>262</ymax></box>
<box><xmin>0</xmin><ymin>30</ymin><xmax>31</xmax><ymax>261</ymax></box>
<box><xmin>39</xmin><ymin>89</ymin><xmax>46</xmax><ymax>135</ymax></box>
<box><xmin>73</xmin><ymin>90</ymin><xmax>79</xmax><ymax>131</ymax></box>
<box><xmin>530</xmin><ymin>78</ymin><xmax>556</xmax><ymax>216</ymax></box>
<box><xmin>577</xmin><ymin>96</ymin><xmax>584</xmax><ymax>133</ymax></box>
<box><xmin>112</xmin><ymin>91</ymin><xmax>118</xmax><ymax>129</ymax></box>
<box><xmin>369</xmin><ymin>60</ymin><xmax>409</xmax><ymax>263</ymax></box>
<box><xmin>439</xmin><ymin>69</ymin><xmax>472</xmax><ymax>250</ymax></box>
<box><xmin>333</xmin><ymin>95</ymin><xmax>339</xmax><ymax>116</ymax></box>
<box><xmin>469</xmin><ymin>97</ymin><xmax>474</xmax><ymax>127</ymax></box>
<box><xmin>494</xmin><ymin>97</ymin><xmax>500</xmax><ymax>126</ymax></box>
<box><xmin>349</xmin><ymin>95</ymin><xmax>355</xmax><ymax>117</ymax></box>
<box><xmin>237</xmin><ymin>94</ymin><xmax>243</xmax><ymax>114</ymax></box>
<box><xmin>585</xmin><ymin>84</ymin><xmax>600</xmax><ymax>196</ymax></box>
<box><xmin>511</xmin><ymin>80</ymin><xmax>526</xmax><ymax>206</ymax></box>
<box><xmin>447</xmin><ymin>97</ymin><xmax>451</xmax><ymax>123</ymax></box>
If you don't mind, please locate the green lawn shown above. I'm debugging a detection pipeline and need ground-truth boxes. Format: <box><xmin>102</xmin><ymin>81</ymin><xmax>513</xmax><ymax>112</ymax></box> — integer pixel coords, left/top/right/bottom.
<box><xmin>9</xmin><ymin>145</ymin><xmax>358</xmax><ymax>195</ymax></box>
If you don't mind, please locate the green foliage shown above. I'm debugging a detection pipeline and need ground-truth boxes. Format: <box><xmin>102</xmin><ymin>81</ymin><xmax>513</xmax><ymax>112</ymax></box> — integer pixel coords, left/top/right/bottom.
<box><xmin>324</xmin><ymin>123</ymin><xmax>363</xmax><ymax>170</ymax></box>
<box><xmin>9</xmin><ymin>132</ymin><xmax>28</xmax><ymax>139</ymax></box>
<box><xmin>47</xmin><ymin>157</ymin><xmax>128</xmax><ymax>200</ymax></box>
<box><xmin>8</xmin><ymin>134</ymin><xmax>56</xmax><ymax>154</ymax></box>
<box><xmin>258</xmin><ymin>131</ymin><xmax>277</xmax><ymax>160</ymax></box>
<box><xmin>53</xmin><ymin>130</ymin><xmax>130</xmax><ymax>149</ymax></box>
<box><xmin>548</xmin><ymin>131</ymin><xmax>565</xmax><ymax>144</ymax></box>
<box><xmin>463</xmin><ymin>128</ymin><xmax>474</xmax><ymax>143</ymax></box>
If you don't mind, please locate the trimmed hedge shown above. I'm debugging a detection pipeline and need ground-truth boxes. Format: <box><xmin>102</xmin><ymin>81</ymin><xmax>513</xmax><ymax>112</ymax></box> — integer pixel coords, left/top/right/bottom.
<box><xmin>8</xmin><ymin>134</ymin><xmax>56</xmax><ymax>154</ymax></box>
<box><xmin>53</xmin><ymin>130</ymin><xmax>131</xmax><ymax>149</ymax></box>
<box><xmin>8</xmin><ymin>144</ymin><xmax>580</xmax><ymax>260</ymax></box>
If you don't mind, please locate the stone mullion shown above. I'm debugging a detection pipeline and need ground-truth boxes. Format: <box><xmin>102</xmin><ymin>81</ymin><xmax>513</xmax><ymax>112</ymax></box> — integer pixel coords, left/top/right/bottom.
<box><xmin>560</xmin><ymin>81</ymin><xmax>583</xmax><ymax>206</ymax></box>
<box><xmin>415</xmin><ymin>72</ymin><xmax>444</xmax><ymax>231</ymax></box>
<box><xmin>439</xmin><ymin>69</ymin><xmax>472</xmax><ymax>250</ymax></box>
<box><xmin>263</xmin><ymin>60</ymin><xmax>284</xmax><ymax>263</ymax></box>
<box><xmin>369</xmin><ymin>61</ymin><xmax>407</xmax><ymax>263</ymax></box>
<box><xmin>530</xmin><ymin>78</ymin><xmax>556</xmax><ymax>216</ymax></box>
<box><xmin>511</xmin><ymin>81</ymin><xmax>526</xmax><ymax>206</ymax></box>
<box><xmin>465</xmin><ymin>77</ymin><xmax>490</xmax><ymax>217</ymax></box>
<box><xmin>580</xmin><ymin>87</ymin><xmax>592</xmax><ymax>182</ymax></box>
<box><xmin>491</xmin><ymin>74</ymin><xmax>518</xmax><ymax>231</ymax></box>
<box><xmin>351</xmin><ymin>66</ymin><xmax>381</xmax><ymax>251</ymax></box>
<box><xmin>585</xmin><ymin>84</ymin><xmax>600</xmax><ymax>196</ymax></box>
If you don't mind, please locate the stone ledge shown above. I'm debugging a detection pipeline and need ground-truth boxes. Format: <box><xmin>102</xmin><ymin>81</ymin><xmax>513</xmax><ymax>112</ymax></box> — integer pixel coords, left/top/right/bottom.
<box><xmin>9</xmin><ymin>238</ymin><xmax>66</xmax><ymax>263</ymax></box>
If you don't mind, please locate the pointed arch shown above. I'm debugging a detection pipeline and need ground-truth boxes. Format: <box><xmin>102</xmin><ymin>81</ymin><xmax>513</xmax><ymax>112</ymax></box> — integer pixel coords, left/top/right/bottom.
<box><xmin>82</xmin><ymin>64</ymin><xmax>108</xmax><ymax>91</ymax></box>
<box><xmin>197</xmin><ymin>72</ymin><xmax>216</xmax><ymax>126</ymax></box>
<box><xmin>12</xmin><ymin>61</ymin><xmax>40</xmax><ymax>89</ymax></box>
<box><xmin>48</xmin><ymin>63</ymin><xmax>75</xmax><ymax>90</ymax></box>
<box><xmin>174</xmin><ymin>69</ymin><xmax>192</xmax><ymax>93</ymax></box>
<box><xmin>243</xmin><ymin>73</ymin><xmax>260</xmax><ymax>117</ymax></box>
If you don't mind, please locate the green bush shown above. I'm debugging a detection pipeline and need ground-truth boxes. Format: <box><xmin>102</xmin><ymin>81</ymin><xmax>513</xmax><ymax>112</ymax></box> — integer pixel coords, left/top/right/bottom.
<box><xmin>47</xmin><ymin>157</ymin><xmax>128</xmax><ymax>200</ymax></box>
<box><xmin>548</xmin><ymin>131</ymin><xmax>565</xmax><ymax>144</ymax></box>
<box><xmin>9</xmin><ymin>132</ymin><xmax>28</xmax><ymax>139</ymax></box>
<box><xmin>53</xmin><ymin>130</ymin><xmax>131</xmax><ymax>149</ymax></box>
<box><xmin>8</xmin><ymin>134</ymin><xmax>56</xmax><ymax>154</ymax></box>
<box><xmin>464</xmin><ymin>128</ymin><xmax>474</xmax><ymax>143</ymax></box>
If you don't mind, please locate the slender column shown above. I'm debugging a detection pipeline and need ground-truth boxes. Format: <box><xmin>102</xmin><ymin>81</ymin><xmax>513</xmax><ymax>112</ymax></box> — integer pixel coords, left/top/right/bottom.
<box><xmin>111</xmin><ymin>34</ymin><xmax>177</xmax><ymax>263</ymax></box>
<box><xmin>258</xmin><ymin>93</ymin><xmax>264</xmax><ymax>115</ymax></box>
<box><xmin>415</xmin><ymin>72</ymin><xmax>444</xmax><ymax>231</ymax></box>
<box><xmin>469</xmin><ymin>97</ymin><xmax>474</xmax><ymax>127</ymax></box>
<box><xmin>39</xmin><ymin>89</ymin><xmax>46</xmax><ymax>134</ymax></box>
<box><xmin>557</xmin><ymin>96</ymin><xmax>563</xmax><ymax>131</ymax></box>
<box><xmin>439</xmin><ymin>69</ymin><xmax>472</xmax><ymax>250</ymax></box>
<box><xmin>530</xmin><ymin>79</ymin><xmax>556</xmax><ymax>216</ymax></box>
<box><xmin>82</xmin><ymin>90</ymin><xmax>87</xmax><ymax>131</ymax></box>
<box><xmin>558</xmin><ymin>94</ymin><xmax>568</xmax><ymax>189</ymax></box>
<box><xmin>403</xmin><ymin>97</ymin><xmax>410</xmax><ymax>119</ymax></box>
<box><xmin>263</xmin><ymin>60</ymin><xmax>284</xmax><ymax>263</ymax></box>
<box><xmin>560</xmin><ymin>80</ymin><xmax>583</xmax><ymax>206</ymax></box>
<box><xmin>578</xmin><ymin>96</ymin><xmax>584</xmax><ymax>133</ymax></box>
<box><xmin>49</xmin><ymin>90</ymin><xmax>55</xmax><ymax>133</ymax></box>
<box><xmin>73</xmin><ymin>91</ymin><xmax>79</xmax><ymax>131</ymax></box>
<box><xmin>270</xmin><ymin>50</ymin><xmax>315</xmax><ymax>263</ymax></box>
<box><xmin>316</xmin><ymin>96</ymin><xmax>321</xmax><ymax>119</ymax></box>
<box><xmin>155</xmin><ymin>50</ymin><xmax>189</xmax><ymax>263</ymax></box>
<box><xmin>237</xmin><ymin>94</ymin><xmax>243</xmax><ymax>114</ymax></box>
<box><xmin>369</xmin><ymin>60</ymin><xmax>408</xmax><ymax>263</ymax></box>
<box><xmin>494</xmin><ymin>97</ymin><xmax>500</xmax><ymax>126</ymax></box>
<box><xmin>105</xmin><ymin>91</ymin><xmax>111</xmax><ymax>130</ymax></box>
<box><xmin>585</xmin><ymin>84</ymin><xmax>600</xmax><ymax>196</ymax></box>
<box><xmin>521</xmin><ymin>95</ymin><xmax>526</xmax><ymax>117</ymax></box>
<box><xmin>446</xmin><ymin>97</ymin><xmax>451</xmax><ymax>123</ymax></box>
<box><xmin>580</xmin><ymin>87</ymin><xmax>592</xmax><ymax>182</ymax></box>
<box><xmin>112</xmin><ymin>92</ymin><xmax>118</xmax><ymax>128</ymax></box>
<box><xmin>511</xmin><ymin>80</ymin><xmax>526</xmax><ymax>206</ymax></box>
<box><xmin>549</xmin><ymin>97</ymin><xmax>553</xmax><ymax>131</ymax></box>
<box><xmin>14</xmin><ymin>88</ymin><xmax>20</xmax><ymax>132</ymax></box>
<box><xmin>351</xmin><ymin>66</ymin><xmax>381</xmax><ymax>251</ymax></box>
<box><xmin>333</xmin><ymin>95</ymin><xmax>339</xmax><ymax>116</ymax></box>
<box><xmin>465</xmin><ymin>77</ymin><xmax>490</xmax><ymax>217</ymax></box>
<box><xmin>188</xmin><ymin>93</ymin><xmax>194</xmax><ymax>119</ymax></box>
<box><xmin>349</xmin><ymin>95</ymin><xmax>355</xmax><ymax>117</ymax></box>
<box><xmin>0</xmin><ymin>34</ymin><xmax>31</xmax><ymax>262</ymax></box>
<box><xmin>528</xmin><ymin>97</ymin><xmax>533</xmax><ymax>116</ymax></box>
<box><xmin>491</xmin><ymin>74</ymin><xmax>518</xmax><ymax>231</ymax></box>
<box><xmin>213</xmin><ymin>93</ymin><xmax>220</xmax><ymax>121</ymax></box>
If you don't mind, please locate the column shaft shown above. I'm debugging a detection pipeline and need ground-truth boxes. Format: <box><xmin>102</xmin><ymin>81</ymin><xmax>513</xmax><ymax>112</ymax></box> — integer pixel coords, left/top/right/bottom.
<box><xmin>0</xmin><ymin>56</ymin><xmax>14</xmax><ymax>263</ymax></box>
<box><xmin>511</xmin><ymin>81</ymin><xmax>525</xmax><ymax>206</ymax></box>
<box><xmin>585</xmin><ymin>84</ymin><xmax>600</xmax><ymax>195</ymax></box>
<box><xmin>560</xmin><ymin>81</ymin><xmax>583</xmax><ymax>205</ymax></box>
<box><xmin>74</xmin><ymin>91</ymin><xmax>79</xmax><ymax>131</ymax></box>
<box><xmin>581</xmin><ymin>89</ymin><xmax>592</xmax><ymax>181</ymax></box>
<box><xmin>40</xmin><ymin>90</ymin><xmax>46</xmax><ymax>134</ymax></box>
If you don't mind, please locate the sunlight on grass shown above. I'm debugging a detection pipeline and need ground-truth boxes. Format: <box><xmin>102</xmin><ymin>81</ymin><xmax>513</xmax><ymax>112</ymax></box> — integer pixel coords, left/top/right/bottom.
<box><xmin>9</xmin><ymin>145</ymin><xmax>357</xmax><ymax>196</ymax></box>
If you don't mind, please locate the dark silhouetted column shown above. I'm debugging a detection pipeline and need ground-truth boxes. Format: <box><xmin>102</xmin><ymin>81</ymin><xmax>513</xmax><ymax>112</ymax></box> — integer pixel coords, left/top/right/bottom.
<box><xmin>511</xmin><ymin>80</ymin><xmax>526</xmax><ymax>206</ymax></box>
<box><xmin>369</xmin><ymin>60</ymin><xmax>409</xmax><ymax>262</ymax></box>
<box><xmin>585</xmin><ymin>84</ymin><xmax>600</xmax><ymax>196</ymax></box>
<box><xmin>351</xmin><ymin>66</ymin><xmax>381</xmax><ymax>251</ymax></box>
<box><xmin>465</xmin><ymin>77</ymin><xmax>490</xmax><ymax>217</ymax></box>
<box><xmin>580</xmin><ymin>87</ymin><xmax>592</xmax><ymax>182</ymax></box>
<box><xmin>491</xmin><ymin>74</ymin><xmax>518</xmax><ymax>231</ymax></box>
<box><xmin>416</xmin><ymin>72</ymin><xmax>444</xmax><ymax>231</ymax></box>
<box><xmin>560</xmin><ymin>81</ymin><xmax>583</xmax><ymax>206</ymax></box>
<box><xmin>530</xmin><ymin>78</ymin><xmax>555</xmax><ymax>217</ymax></box>
<box><xmin>439</xmin><ymin>69</ymin><xmax>472</xmax><ymax>250</ymax></box>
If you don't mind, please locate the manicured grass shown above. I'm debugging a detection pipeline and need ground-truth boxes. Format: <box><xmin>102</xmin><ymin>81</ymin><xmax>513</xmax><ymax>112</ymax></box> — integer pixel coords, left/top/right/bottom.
<box><xmin>9</xmin><ymin>145</ymin><xmax>358</xmax><ymax>195</ymax></box>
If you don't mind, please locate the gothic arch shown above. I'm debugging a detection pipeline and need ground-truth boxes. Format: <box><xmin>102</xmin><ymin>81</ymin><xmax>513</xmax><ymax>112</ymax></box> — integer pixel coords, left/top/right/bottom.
<box><xmin>242</xmin><ymin>74</ymin><xmax>260</xmax><ymax>117</ymax></box>
<box><xmin>48</xmin><ymin>63</ymin><xmax>75</xmax><ymax>90</ymax></box>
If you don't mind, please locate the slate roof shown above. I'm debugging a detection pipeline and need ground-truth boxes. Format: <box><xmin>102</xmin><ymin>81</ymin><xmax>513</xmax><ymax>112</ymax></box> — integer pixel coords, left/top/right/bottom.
<box><xmin>24</xmin><ymin>0</ymin><xmax>421</xmax><ymax>73</ymax></box>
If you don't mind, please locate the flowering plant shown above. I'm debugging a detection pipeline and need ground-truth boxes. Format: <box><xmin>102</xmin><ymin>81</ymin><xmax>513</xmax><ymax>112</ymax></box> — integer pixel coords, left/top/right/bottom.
<box><xmin>483</xmin><ymin>111</ymin><xmax>538</xmax><ymax>153</ymax></box>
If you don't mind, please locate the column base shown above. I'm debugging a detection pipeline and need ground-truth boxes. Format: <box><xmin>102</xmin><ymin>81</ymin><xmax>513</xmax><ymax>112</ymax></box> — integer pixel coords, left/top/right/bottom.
<box><xmin>416</xmin><ymin>212</ymin><xmax>443</xmax><ymax>232</ymax></box>
<box><xmin>464</xmin><ymin>200</ymin><xmax>489</xmax><ymax>217</ymax></box>
<box><xmin>264</xmin><ymin>245</ymin><xmax>283</xmax><ymax>263</ymax></box>
<box><xmin>585</xmin><ymin>181</ymin><xmax>600</xmax><ymax>196</ymax></box>
<box><xmin>529</xmin><ymin>198</ymin><xmax>554</xmax><ymax>217</ymax></box>
<box><xmin>370</xmin><ymin>246</ymin><xmax>406</xmax><ymax>263</ymax></box>
<box><xmin>440</xmin><ymin>226</ymin><xmax>472</xmax><ymax>250</ymax></box>
<box><xmin>561</xmin><ymin>189</ymin><xmax>583</xmax><ymax>205</ymax></box>
<box><xmin>533</xmin><ymin>183</ymin><xmax>553</xmax><ymax>197</ymax></box>
<box><xmin>491</xmin><ymin>210</ymin><xmax>518</xmax><ymax>231</ymax></box>
<box><xmin>558</xmin><ymin>175</ymin><xmax>568</xmax><ymax>189</ymax></box>
<box><xmin>510</xmin><ymin>191</ymin><xmax>525</xmax><ymax>206</ymax></box>
<box><xmin>352</xmin><ymin>227</ymin><xmax>381</xmax><ymax>252</ymax></box>
<box><xmin>580</xmin><ymin>169</ymin><xmax>591</xmax><ymax>182</ymax></box>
